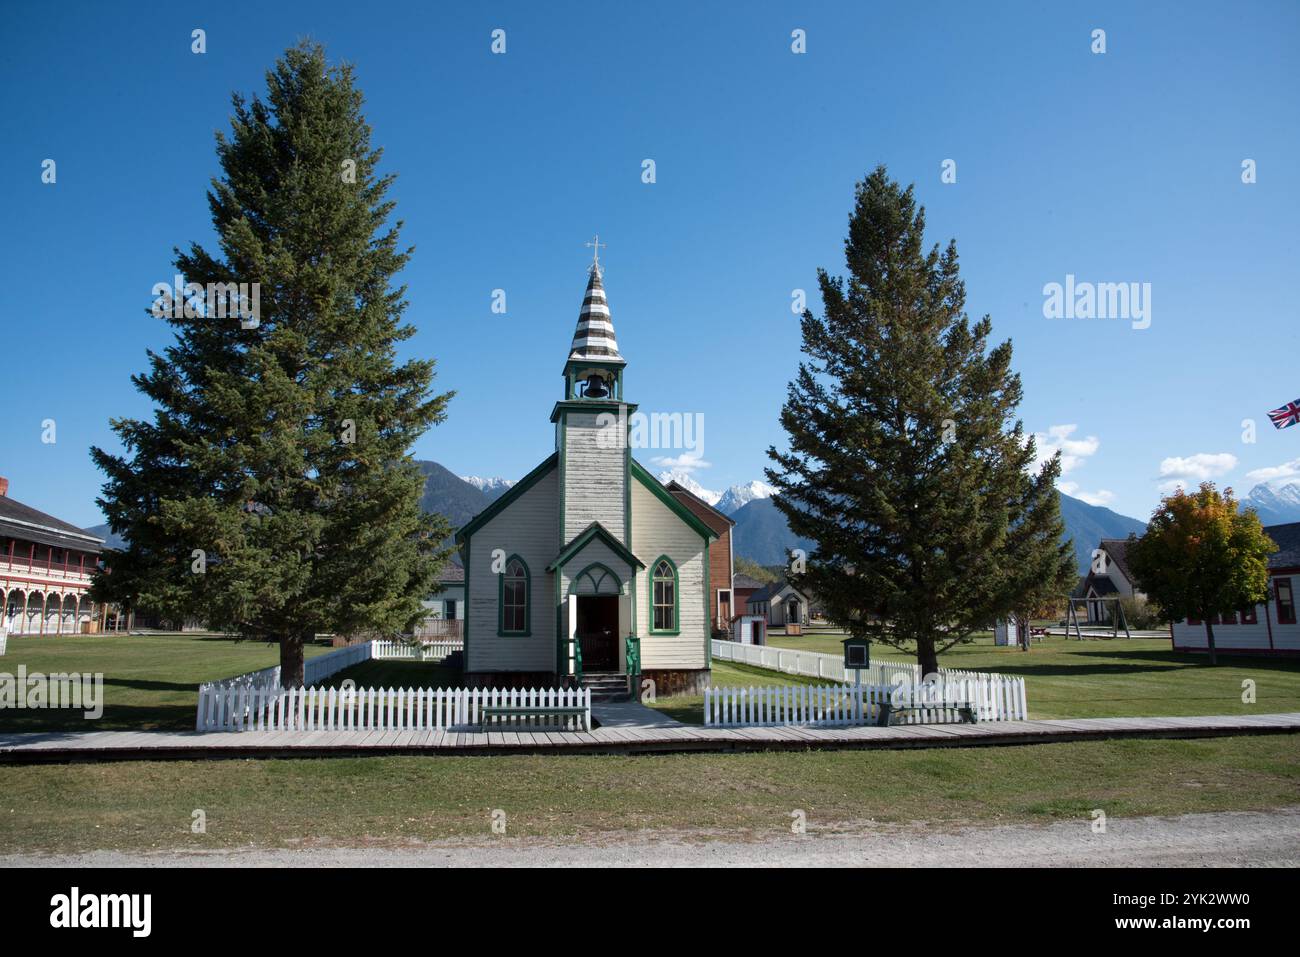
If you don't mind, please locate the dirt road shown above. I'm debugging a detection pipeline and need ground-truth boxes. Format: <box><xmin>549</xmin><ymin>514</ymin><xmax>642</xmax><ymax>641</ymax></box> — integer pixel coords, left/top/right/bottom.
<box><xmin>5</xmin><ymin>808</ymin><xmax>1298</xmax><ymax>867</ymax></box>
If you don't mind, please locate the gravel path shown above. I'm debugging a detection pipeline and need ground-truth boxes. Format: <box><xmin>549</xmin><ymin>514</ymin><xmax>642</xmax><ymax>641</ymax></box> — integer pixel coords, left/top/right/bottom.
<box><xmin>5</xmin><ymin>808</ymin><xmax>1299</xmax><ymax>867</ymax></box>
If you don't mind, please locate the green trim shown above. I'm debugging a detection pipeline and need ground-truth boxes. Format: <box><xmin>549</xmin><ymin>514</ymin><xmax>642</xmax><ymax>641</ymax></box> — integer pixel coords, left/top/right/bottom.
<box><xmin>704</xmin><ymin>537</ymin><xmax>712</xmax><ymax>666</ymax></box>
<box><xmin>554</xmin><ymin>570</ymin><xmax>563</xmax><ymax>675</ymax></box>
<box><xmin>567</xmin><ymin>562</ymin><xmax>622</xmax><ymax>597</ymax></box>
<box><xmin>548</xmin><ymin>521</ymin><xmax>645</xmax><ymax>573</ymax></box>
<box><xmin>549</xmin><ymin>400</ymin><xmax>638</xmax><ymax>424</ymax></box>
<box><xmin>630</xmin><ymin>459</ymin><xmax>719</xmax><ymax>541</ymax></box>
<box><xmin>457</xmin><ymin>453</ymin><xmax>558</xmax><ymax>543</ymax></box>
<box><xmin>648</xmin><ymin>555</ymin><xmax>681</xmax><ymax>636</ymax></box>
<box><xmin>558</xmin><ymin>416</ymin><xmax>566</xmax><ymax>547</ymax></box>
<box><xmin>462</xmin><ymin>540</ymin><xmax>471</xmax><ymax>669</ymax></box>
<box><xmin>563</xmin><ymin>363</ymin><xmax>625</xmax><ymax>400</ymax></box>
<box><xmin>497</xmin><ymin>554</ymin><xmax>532</xmax><ymax>637</ymax></box>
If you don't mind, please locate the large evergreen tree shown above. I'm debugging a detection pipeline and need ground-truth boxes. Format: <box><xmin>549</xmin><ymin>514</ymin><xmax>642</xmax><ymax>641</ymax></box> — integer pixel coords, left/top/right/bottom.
<box><xmin>91</xmin><ymin>42</ymin><xmax>451</xmax><ymax>685</ymax></box>
<box><xmin>767</xmin><ymin>166</ymin><xmax>1074</xmax><ymax>675</ymax></box>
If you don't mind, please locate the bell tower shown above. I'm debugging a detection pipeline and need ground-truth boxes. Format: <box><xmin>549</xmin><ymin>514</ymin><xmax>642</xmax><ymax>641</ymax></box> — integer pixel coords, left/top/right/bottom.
<box><xmin>552</xmin><ymin>238</ymin><xmax>634</xmax><ymax>546</ymax></box>
<box><xmin>561</xmin><ymin>238</ymin><xmax>625</xmax><ymax>401</ymax></box>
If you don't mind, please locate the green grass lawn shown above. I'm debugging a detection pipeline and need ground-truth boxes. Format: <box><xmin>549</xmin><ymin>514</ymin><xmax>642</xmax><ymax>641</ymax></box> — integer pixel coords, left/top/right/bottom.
<box><xmin>647</xmin><ymin>661</ymin><xmax>838</xmax><ymax>724</ymax></box>
<box><xmin>2</xmin><ymin>735</ymin><xmax>1297</xmax><ymax>853</ymax></box>
<box><xmin>0</xmin><ymin>633</ymin><xmax>330</xmax><ymax>732</ymax></box>
<box><xmin>314</xmin><ymin>658</ymin><xmax>462</xmax><ymax>691</ymax></box>
<box><xmin>749</xmin><ymin>632</ymin><xmax>1300</xmax><ymax>720</ymax></box>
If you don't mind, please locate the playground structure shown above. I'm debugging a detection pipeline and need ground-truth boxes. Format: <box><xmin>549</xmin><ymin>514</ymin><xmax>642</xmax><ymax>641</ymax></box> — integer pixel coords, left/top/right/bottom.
<box><xmin>1062</xmin><ymin>595</ymin><xmax>1131</xmax><ymax>640</ymax></box>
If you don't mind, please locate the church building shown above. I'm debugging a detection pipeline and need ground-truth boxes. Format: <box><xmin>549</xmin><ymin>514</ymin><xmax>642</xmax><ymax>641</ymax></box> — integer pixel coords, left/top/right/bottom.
<box><xmin>455</xmin><ymin>257</ymin><xmax>716</xmax><ymax>694</ymax></box>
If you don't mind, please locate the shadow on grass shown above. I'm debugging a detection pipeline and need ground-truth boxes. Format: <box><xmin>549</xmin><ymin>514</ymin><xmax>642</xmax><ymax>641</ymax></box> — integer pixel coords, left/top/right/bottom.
<box><xmin>0</xmin><ymin>704</ymin><xmax>197</xmax><ymax>733</ymax></box>
<box><xmin>646</xmin><ymin>698</ymin><xmax>703</xmax><ymax>726</ymax></box>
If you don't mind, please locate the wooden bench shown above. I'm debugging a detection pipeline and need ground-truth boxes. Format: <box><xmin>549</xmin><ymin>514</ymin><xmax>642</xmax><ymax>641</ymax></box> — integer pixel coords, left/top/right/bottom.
<box><xmin>877</xmin><ymin>700</ymin><xmax>977</xmax><ymax>727</ymax></box>
<box><xmin>480</xmin><ymin>705</ymin><xmax>589</xmax><ymax>732</ymax></box>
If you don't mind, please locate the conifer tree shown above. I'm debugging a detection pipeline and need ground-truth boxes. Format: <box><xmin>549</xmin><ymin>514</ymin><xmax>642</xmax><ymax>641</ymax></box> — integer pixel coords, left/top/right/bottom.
<box><xmin>767</xmin><ymin>167</ymin><xmax>1074</xmax><ymax>675</ymax></box>
<box><xmin>91</xmin><ymin>42</ymin><xmax>450</xmax><ymax>685</ymax></box>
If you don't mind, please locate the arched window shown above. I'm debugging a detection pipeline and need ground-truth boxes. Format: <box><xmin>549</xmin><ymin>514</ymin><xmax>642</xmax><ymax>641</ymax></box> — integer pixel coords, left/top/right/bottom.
<box><xmin>499</xmin><ymin>556</ymin><xmax>530</xmax><ymax>636</ymax></box>
<box><xmin>650</xmin><ymin>556</ymin><xmax>678</xmax><ymax>634</ymax></box>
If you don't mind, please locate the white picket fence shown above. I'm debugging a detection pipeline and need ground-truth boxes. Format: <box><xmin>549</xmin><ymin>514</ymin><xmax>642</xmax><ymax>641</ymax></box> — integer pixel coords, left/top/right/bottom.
<box><xmin>704</xmin><ymin>675</ymin><xmax>1027</xmax><ymax>727</ymax></box>
<box><xmin>200</xmin><ymin>640</ymin><xmax>374</xmax><ymax>694</ymax></box>
<box><xmin>196</xmin><ymin>685</ymin><xmax>590</xmax><ymax>733</ymax></box>
<box><xmin>372</xmin><ymin>639</ymin><xmax>462</xmax><ymax>661</ymax></box>
<box><xmin>713</xmin><ymin>638</ymin><xmax>921</xmax><ymax>685</ymax></box>
<box><xmin>711</xmin><ymin>638</ymin><xmax>1022</xmax><ymax>693</ymax></box>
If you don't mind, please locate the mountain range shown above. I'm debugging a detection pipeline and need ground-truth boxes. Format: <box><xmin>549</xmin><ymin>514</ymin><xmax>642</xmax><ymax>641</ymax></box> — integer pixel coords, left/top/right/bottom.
<box><xmin>1240</xmin><ymin>480</ymin><xmax>1300</xmax><ymax>526</ymax></box>
<box><xmin>100</xmin><ymin>461</ymin><xmax>1300</xmax><ymax>575</ymax></box>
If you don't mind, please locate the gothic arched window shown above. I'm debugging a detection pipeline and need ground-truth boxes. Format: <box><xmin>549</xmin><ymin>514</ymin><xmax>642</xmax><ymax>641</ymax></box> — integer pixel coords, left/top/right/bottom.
<box><xmin>650</xmin><ymin>556</ymin><xmax>678</xmax><ymax>635</ymax></box>
<box><xmin>499</xmin><ymin>556</ymin><xmax>530</xmax><ymax>636</ymax></box>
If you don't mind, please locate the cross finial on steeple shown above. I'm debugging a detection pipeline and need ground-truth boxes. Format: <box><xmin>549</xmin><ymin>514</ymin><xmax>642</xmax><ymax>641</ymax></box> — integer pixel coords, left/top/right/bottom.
<box><xmin>584</xmin><ymin>234</ymin><xmax>606</xmax><ymax>272</ymax></box>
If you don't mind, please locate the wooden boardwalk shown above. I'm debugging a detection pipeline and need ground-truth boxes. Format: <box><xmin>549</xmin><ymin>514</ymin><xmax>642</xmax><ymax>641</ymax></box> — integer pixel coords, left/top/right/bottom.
<box><xmin>1</xmin><ymin>712</ymin><xmax>1298</xmax><ymax>762</ymax></box>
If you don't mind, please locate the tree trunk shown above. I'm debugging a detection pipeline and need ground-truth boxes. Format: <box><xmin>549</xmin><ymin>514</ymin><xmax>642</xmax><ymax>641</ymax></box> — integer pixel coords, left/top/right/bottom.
<box><xmin>280</xmin><ymin>633</ymin><xmax>305</xmax><ymax>688</ymax></box>
<box><xmin>917</xmin><ymin>637</ymin><xmax>939</xmax><ymax>678</ymax></box>
<box><xmin>1204</xmin><ymin>619</ymin><xmax>1218</xmax><ymax>666</ymax></box>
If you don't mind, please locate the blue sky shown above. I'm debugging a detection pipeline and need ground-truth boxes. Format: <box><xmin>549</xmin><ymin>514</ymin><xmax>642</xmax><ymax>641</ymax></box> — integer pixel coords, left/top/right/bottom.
<box><xmin>2</xmin><ymin>0</ymin><xmax>1298</xmax><ymax>527</ymax></box>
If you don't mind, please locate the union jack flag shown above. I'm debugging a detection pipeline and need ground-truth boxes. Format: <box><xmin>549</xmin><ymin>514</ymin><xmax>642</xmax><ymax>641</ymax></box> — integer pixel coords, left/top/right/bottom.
<box><xmin>1268</xmin><ymin>398</ymin><xmax>1300</xmax><ymax>429</ymax></box>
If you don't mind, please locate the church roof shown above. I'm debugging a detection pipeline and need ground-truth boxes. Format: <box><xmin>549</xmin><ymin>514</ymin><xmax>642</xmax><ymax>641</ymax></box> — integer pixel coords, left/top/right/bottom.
<box><xmin>567</xmin><ymin>266</ymin><xmax>625</xmax><ymax>364</ymax></box>
<box><xmin>547</xmin><ymin>522</ymin><xmax>644</xmax><ymax>573</ymax></box>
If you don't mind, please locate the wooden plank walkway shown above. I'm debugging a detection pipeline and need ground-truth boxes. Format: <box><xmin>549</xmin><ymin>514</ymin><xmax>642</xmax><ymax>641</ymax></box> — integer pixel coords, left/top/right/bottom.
<box><xmin>0</xmin><ymin>712</ymin><xmax>1297</xmax><ymax>762</ymax></box>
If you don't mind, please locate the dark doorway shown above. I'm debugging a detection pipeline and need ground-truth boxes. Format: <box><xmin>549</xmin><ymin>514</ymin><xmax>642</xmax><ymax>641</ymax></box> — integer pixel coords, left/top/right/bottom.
<box><xmin>577</xmin><ymin>595</ymin><xmax>620</xmax><ymax>671</ymax></box>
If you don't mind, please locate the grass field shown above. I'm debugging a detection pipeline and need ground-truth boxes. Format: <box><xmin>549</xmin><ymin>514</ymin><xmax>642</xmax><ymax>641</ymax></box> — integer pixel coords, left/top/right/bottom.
<box><xmin>2</xmin><ymin>735</ymin><xmax>1297</xmax><ymax>853</ymax></box>
<box><xmin>0</xmin><ymin>634</ymin><xmax>330</xmax><ymax>732</ymax></box>
<box><xmin>648</xmin><ymin>661</ymin><xmax>837</xmax><ymax>723</ymax></box>
<box><xmin>314</xmin><ymin>658</ymin><xmax>461</xmax><ymax>690</ymax></box>
<box><xmin>4</xmin><ymin>631</ymin><xmax>1298</xmax><ymax>731</ymax></box>
<box><xmin>757</xmin><ymin>631</ymin><xmax>1300</xmax><ymax>719</ymax></box>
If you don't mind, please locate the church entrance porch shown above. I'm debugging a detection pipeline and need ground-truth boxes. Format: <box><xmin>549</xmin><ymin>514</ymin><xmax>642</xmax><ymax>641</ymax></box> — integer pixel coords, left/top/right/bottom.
<box><xmin>576</xmin><ymin>595</ymin><xmax>619</xmax><ymax>671</ymax></box>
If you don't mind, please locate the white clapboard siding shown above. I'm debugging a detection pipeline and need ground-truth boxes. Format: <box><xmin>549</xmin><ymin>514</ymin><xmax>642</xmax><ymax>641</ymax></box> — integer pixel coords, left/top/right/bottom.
<box><xmin>704</xmin><ymin>676</ymin><xmax>1027</xmax><ymax>728</ymax></box>
<box><xmin>196</xmin><ymin>685</ymin><xmax>591</xmax><ymax>733</ymax></box>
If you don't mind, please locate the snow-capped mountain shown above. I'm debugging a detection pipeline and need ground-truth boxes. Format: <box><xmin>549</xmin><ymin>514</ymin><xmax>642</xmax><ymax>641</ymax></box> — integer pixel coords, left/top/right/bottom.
<box><xmin>657</xmin><ymin>470</ymin><xmax>722</xmax><ymax>506</ymax></box>
<box><xmin>656</xmin><ymin>471</ymin><xmax>778</xmax><ymax>515</ymax></box>
<box><xmin>1241</xmin><ymin>480</ymin><xmax>1300</xmax><ymax>526</ymax></box>
<box><xmin>716</xmin><ymin>480</ymin><xmax>777</xmax><ymax>515</ymax></box>
<box><xmin>458</xmin><ymin>475</ymin><xmax>516</xmax><ymax>502</ymax></box>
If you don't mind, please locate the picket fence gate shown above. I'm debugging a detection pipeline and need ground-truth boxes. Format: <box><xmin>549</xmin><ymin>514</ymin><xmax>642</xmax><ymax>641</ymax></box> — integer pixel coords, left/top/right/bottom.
<box><xmin>196</xmin><ymin>685</ymin><xmax>590</xmax><ymax>733</ymax></box>
<box><xmin>704</xmin><ymin>675</ymin><xmax>1027</xmax><ymax>728</ymax></box>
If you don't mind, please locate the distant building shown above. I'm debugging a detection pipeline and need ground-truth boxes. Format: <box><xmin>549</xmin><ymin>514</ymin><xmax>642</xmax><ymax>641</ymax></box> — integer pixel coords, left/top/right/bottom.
<box><xmin>732</xmin><ymin>573</ymin><xmax>765</xmax><ymax>620</ymax></box>
<box><xmin>746</xmin><ymin>580</ymin><xmax>809</xmax><ymax>627</ymax></box>
<box><xmin>666</xmin><ymin>480</ymin><xmax>735</xmax><ymax>633</ymax></box>
<box><xmin>418</xmin><ymin>563</ymin><xmax>465</xmax><ymax>640</ymax></box>
<box><xmin>1170</xmin><ymin>521</ymin><xmax>1300</xmax><ymax>656</ymax></box>
<box><xmin>1074</xmin><ymin>538</ymin><xmax>1143</xmax><ymax>622</ymax></box>
<box><xmin>0</xmin><ymin>477</ymin><xmax>107</xmax><ymax>636</ymax></box>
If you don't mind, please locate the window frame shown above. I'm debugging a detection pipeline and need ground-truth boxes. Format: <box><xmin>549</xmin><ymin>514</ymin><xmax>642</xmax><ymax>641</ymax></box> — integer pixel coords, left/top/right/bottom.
<box><xmin>497</xmin><ymin>555</ymin><xmax>531</xmax><ymax>637</ymax></box>
<box><xmin>1276</xmin><ymin>577</ymin><xmax>1297</xmax><ymax>626</ymax></box>
<box><xmin>649</xmin><ymin>555</ymin><xmax>680</xmax><ymax>636</ymax></box>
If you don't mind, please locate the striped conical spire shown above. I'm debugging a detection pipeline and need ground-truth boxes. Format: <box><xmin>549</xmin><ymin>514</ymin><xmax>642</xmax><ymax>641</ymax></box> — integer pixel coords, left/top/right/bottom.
<box><xmin>568</xmin><ymin>265</ymin><xmax>624</xmax><ymax>363</ymax></box>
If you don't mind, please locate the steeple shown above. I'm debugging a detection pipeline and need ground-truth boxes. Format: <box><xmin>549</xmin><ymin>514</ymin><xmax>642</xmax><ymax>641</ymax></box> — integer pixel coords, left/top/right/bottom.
<box><xmin>568</xmin><ymin>263</ymin><xmax>624</xmax><ymax>364</ymax></box>
<box><xmin>563</xmin><ymin>238</ymin><xmax>626</xmax><ymax>401</ymax></box>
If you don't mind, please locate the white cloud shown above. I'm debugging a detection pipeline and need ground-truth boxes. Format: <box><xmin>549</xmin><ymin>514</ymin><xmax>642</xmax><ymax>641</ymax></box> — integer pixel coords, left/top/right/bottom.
<box><xmin>1156</xmin><ymin>452</ymin><xmax>1237</xmax><ymax>485</ymax></box>
<box><xmin>1153</xmin><ymin>452</ymin><xmax>1238</xmax><ymax>495</ymax></box>
<box><xmin>1032</xmin><ymin>424</ymin><xmax>1100</xmax><ymax>476</ymax></box>
<box><xmin>649</xmin><ymin>451</ymin><xmax>711</xmax><ymax>474</ymax></box>
<box><xmin>1245</xmin><ymin>459</ymin><xmax>1300</xmax><ymax>482</ymax></box>
<box><xmin>1058</xmin><ymin>481</ymin><xmax>1115</xmax><ymax>507</ymax></box>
